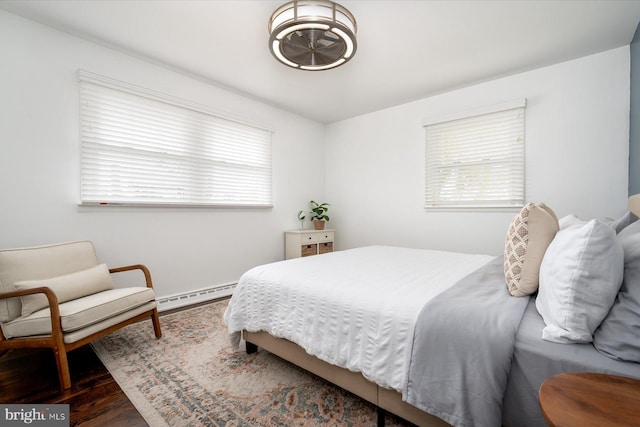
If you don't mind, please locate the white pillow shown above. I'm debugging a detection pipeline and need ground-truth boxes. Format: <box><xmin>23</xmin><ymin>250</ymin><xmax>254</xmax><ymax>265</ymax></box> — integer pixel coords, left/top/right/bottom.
<box><xmin>609</xmin><ymin>211</ymin><xmax>638</xmax><ymax>233</ymax></box>
<box><xmin>15</xmin><ymin>264</ymin><xmax>115</xmax><ymax>317</ymax></box>
<box><xmin>536</xmin><ymin>219</ymin><xmax>624</xmax><ymax>343</ymax></box>
<box><xmin>594</xmin><ymin>220</ymin><xmax>640</xmax><ymax>361</ymax></box>
<box><xmin>558</xmin><ymin>214</ymin><xmax>586</xmax><ymax>230</ymax></box>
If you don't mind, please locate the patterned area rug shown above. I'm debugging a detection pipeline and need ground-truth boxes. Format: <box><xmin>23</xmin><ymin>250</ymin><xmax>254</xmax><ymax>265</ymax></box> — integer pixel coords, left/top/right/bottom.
<box><xmin>92</xmin><ymin>300</ymin><xmax>413</xmax><ymax>426</ymax></box>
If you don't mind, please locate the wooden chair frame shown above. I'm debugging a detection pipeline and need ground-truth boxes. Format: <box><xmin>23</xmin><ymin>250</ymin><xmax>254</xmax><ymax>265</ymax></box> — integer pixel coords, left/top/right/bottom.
<box><xmin>0</xmin><ymin>264</ymin><xmax>161</xmax><ymax>390</ymax></box>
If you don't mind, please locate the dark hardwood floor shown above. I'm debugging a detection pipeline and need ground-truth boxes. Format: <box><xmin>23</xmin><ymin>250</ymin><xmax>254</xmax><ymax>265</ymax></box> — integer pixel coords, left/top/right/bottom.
<box><xmin>0</xmin><ymin>299</ymin><xmax>227</xmax><ymax>426</ymax></box>
<box><xmin>0</xmin><ymin>345</ymin><xmax>147</xmax><ymax>426</ymax></box>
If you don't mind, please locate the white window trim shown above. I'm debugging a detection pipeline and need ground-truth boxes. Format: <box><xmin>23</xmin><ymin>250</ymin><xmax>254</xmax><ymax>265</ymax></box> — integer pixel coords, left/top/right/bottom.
<box><xmin>422</xmin><ymin>99</ymin><xmax>526</xmax><ymax>128</ymax></box>
<box><xmin>423</xmin><ymin>99</ymin><xmax>526</xmax><ymax>210</ymax></box>
<box><xmin>78</xmin><ymin>70</ymin><xmax>273</xmax><ymax>208</ymax></box>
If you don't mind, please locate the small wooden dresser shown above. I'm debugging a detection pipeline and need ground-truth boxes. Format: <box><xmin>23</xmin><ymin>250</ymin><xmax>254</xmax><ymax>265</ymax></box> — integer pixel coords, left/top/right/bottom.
<box><xmin>285</xmin><ymin>229</ymin><xmax>335</xmax><ymax>259</ymax></box>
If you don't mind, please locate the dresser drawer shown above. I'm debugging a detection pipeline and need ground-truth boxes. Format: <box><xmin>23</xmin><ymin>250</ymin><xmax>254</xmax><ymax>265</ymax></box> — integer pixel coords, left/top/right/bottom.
<box><xmin>301</xmin><ymin>244</ymin><xmax>318</xmax><ymax>257</ymax></box>
<box><xmin>317</xmin><ymin>231</ymin><xmax>334</xmax><ymax>243</ymax></box>
<box><xmin>299</xmin><ymin>232</ymin><xmax>320</xmax><ymax>243</ymax></box>
<box><xmin>318</xmin><ymin>242</ymin><xmax>333</xmax><ymax>254</ymax></box>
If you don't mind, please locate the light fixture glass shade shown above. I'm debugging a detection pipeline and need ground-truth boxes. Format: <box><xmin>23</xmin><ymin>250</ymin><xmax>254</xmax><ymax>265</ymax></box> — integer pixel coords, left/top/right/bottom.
<box><xmin>268</xmin><ymin>0</ymin><xmax>357</xmax><ymax>71</ymax></box>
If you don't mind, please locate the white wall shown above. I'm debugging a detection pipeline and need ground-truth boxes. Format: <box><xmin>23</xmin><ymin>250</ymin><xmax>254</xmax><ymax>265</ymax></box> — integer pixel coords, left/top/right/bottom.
<box><xmin>326</xmin><ymin>47</ymin><xmax>630</xmax><ymax>255</ymax></box>
<box><xmin>0</xmin><ymin>10</ymin><xmax>632</xmax><ymax>298</ymax></box>
<box><xmin>0</xmin><ymin>11</ymin><xmax>326</xmax><ymax>300</ymax></box>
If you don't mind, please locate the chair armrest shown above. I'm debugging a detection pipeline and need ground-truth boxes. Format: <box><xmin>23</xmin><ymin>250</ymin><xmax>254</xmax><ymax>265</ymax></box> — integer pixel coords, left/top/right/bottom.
<box><xmin>0</xmin><ymin>286</ymin><xmax>60</xmax><ymax>309</ymax></box>
<box><xmin>0</xmin><ymin>287</ymin><xmax>63</xmax><ymax>339</ymax></box>
<box><xmin>109</xmin><ymin>264</ymin><xmax>154</xmax><ymax>288</ymax></box>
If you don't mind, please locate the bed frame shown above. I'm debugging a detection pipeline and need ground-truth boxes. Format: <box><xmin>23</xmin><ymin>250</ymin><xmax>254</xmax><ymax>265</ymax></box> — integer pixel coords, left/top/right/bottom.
<box><xmin>241</xmin><ymin>196</ymin><xmax>640</xmax><ymax>427</ymax></box>
<box><xmin>243</xmin><ymin>330</ymin><xmax>450</xmax><ymax>427</ymax></box>
<box><xmin>628</xmin><ymin>194</ymin><xmax>640</xmax><ymax>217</ymax></box>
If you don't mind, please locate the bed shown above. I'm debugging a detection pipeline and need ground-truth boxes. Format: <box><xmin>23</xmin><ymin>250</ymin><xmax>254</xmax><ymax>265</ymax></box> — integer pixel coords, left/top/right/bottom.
<box><xmin>224</xmin><ymin>199</ymin><xmax>640</xmax><ymax>427</ymax></box>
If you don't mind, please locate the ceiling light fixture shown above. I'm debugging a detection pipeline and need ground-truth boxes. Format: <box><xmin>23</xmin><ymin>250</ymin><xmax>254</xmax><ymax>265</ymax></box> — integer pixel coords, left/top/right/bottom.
<box><xmin>268</xmin><ymin>0</ymin><xmax>357</xmax><ymax>71</ymax></box>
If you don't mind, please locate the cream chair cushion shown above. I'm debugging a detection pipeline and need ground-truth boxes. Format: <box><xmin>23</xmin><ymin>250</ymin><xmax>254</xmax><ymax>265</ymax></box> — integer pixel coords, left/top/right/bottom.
<box><xmin>3</xmin><ymin>287</ymin><xmax>155</xmax><ymax>342</ymax></box>
<box><xmin>15</xmin><ymin>264</ymin><xmax>115</xmax><ymax>317</ymax></box>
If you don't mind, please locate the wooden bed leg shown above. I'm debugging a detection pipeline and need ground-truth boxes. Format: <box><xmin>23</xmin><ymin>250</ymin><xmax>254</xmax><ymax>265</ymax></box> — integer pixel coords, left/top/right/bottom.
<box><xmin>377</xmin><ymin>407</ymin><xmax>386</xmax><ymax>427</ymax></box>
<box><xmin>246</xmin><ymin>341</ymin><xmax>258</xmax><ymax>354</ymax></box>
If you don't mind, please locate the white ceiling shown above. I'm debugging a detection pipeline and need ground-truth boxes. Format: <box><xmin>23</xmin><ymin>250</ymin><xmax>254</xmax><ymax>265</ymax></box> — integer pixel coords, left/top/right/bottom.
<box><xmin>2</xmin><ymin>0</ymin><xmax>640</xmax><ymax>123</ymax></box>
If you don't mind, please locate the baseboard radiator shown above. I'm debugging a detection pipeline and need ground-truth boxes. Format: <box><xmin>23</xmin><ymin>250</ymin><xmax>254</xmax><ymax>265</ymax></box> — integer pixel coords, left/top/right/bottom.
<box><xmin>156</xmin><ymin>282</ymin><xmax>236</xmax><ymax>312</ymax></box>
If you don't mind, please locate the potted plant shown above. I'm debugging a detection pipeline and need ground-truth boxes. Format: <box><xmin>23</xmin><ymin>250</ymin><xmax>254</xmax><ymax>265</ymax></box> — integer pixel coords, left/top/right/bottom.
<box><xmin>309</xmin><ymin>200</ymin><xmax>330</xmax><ymax>230</ymax></box>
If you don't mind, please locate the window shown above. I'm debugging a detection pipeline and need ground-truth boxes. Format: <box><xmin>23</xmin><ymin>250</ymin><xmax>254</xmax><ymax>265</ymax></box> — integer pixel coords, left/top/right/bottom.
<box><xmin>424</xmin><ymin>99</ymin><xmax>526</xmax><ymax>209</ymax></box>
<box><xmin>79</xmin><ymin>71</ymin><xmax>272</xmax><ymax>207</ymax></box>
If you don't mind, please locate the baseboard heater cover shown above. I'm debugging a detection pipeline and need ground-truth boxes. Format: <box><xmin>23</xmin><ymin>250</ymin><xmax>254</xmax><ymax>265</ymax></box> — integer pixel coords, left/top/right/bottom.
<box><xmin>156</xmin><ymin>283</ymin><xmax>236</xmax><ymax>312</ymax></box>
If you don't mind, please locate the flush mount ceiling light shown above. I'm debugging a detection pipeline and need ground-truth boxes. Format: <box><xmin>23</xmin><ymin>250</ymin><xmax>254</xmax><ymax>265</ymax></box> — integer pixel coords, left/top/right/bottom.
<box><xmin>268</xmin><ymin>0</ymin><xmax>357</xmax><ymax>71</ymax></box>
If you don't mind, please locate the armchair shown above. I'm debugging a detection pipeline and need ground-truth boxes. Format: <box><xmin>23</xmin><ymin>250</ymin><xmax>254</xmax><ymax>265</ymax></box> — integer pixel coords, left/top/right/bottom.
<box><xmin>0</xmin><ymin>241</ymin><xmax>161</xmax><ymax>390</ymax></box>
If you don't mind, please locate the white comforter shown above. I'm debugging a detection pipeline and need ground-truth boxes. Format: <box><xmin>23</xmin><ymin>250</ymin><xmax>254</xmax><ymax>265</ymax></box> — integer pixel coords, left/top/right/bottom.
<box><xmin>224</xmin><ymin>246</ymin><xmax>493</xmax><ymax>391</ymax></box>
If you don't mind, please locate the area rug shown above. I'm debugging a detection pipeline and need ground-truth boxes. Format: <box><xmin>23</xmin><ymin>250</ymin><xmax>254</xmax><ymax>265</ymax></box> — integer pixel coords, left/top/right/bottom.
<box><xmin>91</xmin><ymin>300</ymin><xmax>413</xmax><ymax>426</ymax></box>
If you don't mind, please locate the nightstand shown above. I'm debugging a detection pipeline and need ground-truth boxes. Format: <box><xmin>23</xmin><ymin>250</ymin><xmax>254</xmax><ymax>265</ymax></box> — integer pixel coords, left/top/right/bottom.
<box><xmin>285</xmin><ymin>229</ymin><xmax>335</xmax><ymax>259</ymax></box>
<box><xmin>539</xmin><ymin>372</ymin><xmax>640</xmax><ymax>427</ymax></box>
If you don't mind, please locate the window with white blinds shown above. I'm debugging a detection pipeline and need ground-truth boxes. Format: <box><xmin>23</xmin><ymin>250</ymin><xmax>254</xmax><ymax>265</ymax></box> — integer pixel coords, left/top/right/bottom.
<box><xmin>424</xmin><ymin>100</ymin><xmax>526</xmax><ymax>209</ymax></box>
<box><xmin>79</xmin><ymin>71</ymin><xmax>272</xmax><ymax>207</ymax></box>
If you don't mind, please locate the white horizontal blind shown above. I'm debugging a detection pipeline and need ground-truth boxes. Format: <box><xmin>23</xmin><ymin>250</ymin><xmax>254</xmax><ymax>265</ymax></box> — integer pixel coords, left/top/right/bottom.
<box><xmin>79</xmin><ymin>76</ymin><xmax>272</xmax><ymax>207</ymax></box>
<box><xmin>424</xmin><ymin>104</ymin><xmax>525</xmax><ymax>208</ymax></box>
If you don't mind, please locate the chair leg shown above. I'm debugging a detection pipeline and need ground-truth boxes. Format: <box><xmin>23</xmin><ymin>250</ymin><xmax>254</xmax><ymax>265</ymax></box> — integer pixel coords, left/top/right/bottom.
<box><xmin>52</xmin><ymin>346</ymin><xmax>71</xmax><ymax>390</ymax></box>
<box><xmin>151</xmin><ymin>309</ymin><xmax>162</xmax><ymax>338</ymax></box>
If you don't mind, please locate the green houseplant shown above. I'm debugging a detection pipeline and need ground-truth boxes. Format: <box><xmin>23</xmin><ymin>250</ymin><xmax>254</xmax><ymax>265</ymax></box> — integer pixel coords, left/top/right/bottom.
<box><xmin>309</xmin><ymin>200</ymin><xmax>330</xmax><ymax>230</ymax></box>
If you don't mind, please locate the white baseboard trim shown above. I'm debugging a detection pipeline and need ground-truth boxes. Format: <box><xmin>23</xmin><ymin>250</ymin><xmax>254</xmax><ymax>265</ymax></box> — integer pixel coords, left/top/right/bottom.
<box><xmin>156</xmin><ymin>282</ymin><xmax>236</xmax><ymax>312</ymax></box>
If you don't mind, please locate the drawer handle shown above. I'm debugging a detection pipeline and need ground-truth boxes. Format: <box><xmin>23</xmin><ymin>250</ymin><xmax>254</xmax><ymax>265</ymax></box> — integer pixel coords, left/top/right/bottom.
<box><xmin>308</xmin><ymin>236</ymin><xmax>312</xmax><ymax>240</ymax></box>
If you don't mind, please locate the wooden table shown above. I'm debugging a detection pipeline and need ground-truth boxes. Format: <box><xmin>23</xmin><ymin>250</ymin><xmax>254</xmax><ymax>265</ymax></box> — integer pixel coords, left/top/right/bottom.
<box><xmin>539</xmin><ymin>372</ymin><xmax>640</xmax><ymax>427</ymax></box>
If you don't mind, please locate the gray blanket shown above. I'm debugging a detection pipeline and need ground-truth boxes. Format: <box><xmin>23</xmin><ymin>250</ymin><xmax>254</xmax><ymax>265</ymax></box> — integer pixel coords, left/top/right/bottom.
<box><xmin>403</xmin><ymin>257</ymin><xmax>529</xmax><ymax>427</ymax></box>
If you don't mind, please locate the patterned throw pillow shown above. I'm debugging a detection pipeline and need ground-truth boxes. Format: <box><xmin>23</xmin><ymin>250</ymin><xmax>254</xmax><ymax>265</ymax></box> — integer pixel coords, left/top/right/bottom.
<box><xmin>504</xmin><ymin>202</ymin><xmax>559</xmax><ymax>297</ymax></box>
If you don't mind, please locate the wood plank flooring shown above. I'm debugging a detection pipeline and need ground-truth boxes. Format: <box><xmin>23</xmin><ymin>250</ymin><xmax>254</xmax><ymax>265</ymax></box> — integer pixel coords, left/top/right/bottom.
<box><xmin>0</xmin><ymin>345</ymin><xmax>147</xmax><ymax>427</ymax></box>
<box><xmin>0</xmin><ymin>299</ymin><xmax>224</xmax><ymax>426</ymax></box>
